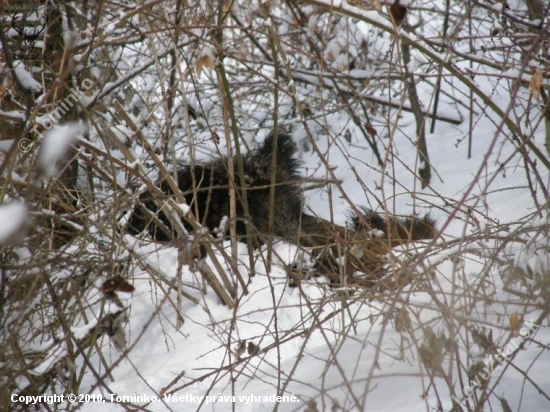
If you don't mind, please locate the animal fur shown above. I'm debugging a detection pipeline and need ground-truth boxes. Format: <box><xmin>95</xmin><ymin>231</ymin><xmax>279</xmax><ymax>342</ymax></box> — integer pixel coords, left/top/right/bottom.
<box><xmin>126</xmin><ymin>133</ymin><xmax>436</xmax><ymax>284</ymax></box>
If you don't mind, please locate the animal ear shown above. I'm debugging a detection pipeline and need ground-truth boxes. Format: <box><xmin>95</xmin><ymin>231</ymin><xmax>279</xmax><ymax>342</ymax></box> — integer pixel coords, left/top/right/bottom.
<box><xmin>256</xmin><ymin>133</ymin><xmax>301</xmax><ymax>178</ymax></box>
<box><xmin>258</xmin><ymin>132</ymin><xmax>296</xmax><ymax>156</ymax></box>
<box><xmin>350</xmin><ymin>208</ymin><xmax>387</xmax><ymax>233</ymax></box>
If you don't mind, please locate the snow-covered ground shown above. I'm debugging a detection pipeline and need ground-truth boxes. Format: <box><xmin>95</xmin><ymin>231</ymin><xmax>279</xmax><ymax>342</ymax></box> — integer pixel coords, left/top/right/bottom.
<box><xmin>5</xmin><ymin>2</ymin><xmax>549</xmax><ymax>412</ymax></box>
<box><xmin>65</xmin><ymin>97</ymin><xmax>550</xmax><ymax>411</ymax></box>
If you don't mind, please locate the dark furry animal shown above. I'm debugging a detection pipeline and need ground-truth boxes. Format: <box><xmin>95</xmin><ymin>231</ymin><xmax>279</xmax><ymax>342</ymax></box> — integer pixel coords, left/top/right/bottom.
<box><xmin>126</xmin><ymin>133</ymin><xmax>436</xmax><ymax>282</ymax></box>
<box><xmin>127</xmin><ymin>133</ymin><xmax>304</xmax><ymax>242</ymax></box>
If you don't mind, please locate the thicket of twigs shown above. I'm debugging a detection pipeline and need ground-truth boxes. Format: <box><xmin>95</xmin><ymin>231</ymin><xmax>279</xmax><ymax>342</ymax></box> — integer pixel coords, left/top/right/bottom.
<box><xmin>1</xmin><ymin>1</ymin><xmax>549</xmax><ymax>411</ymax></box>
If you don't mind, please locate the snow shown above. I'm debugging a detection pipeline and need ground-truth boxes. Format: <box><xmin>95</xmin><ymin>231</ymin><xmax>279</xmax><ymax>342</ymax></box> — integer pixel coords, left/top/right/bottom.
<box><xmin>72</xmin><ymin>206</ymin><xmax>550</xmax><ymax>412</ymax></box>
<box><xmin>79</xmin><ymin>93</ymin><xmax>96</xmax><ymax>108</ymax></box>
<box><xmin>38</xmin><ymin>122</ymin><xmax>85</xmax><ymax>174</ymax></box>
<box><xmin>13</xmin><ymin>61</ymin><xmax>42</xmax><ymax>92</ymax></box>
<box><xmin>307</xmin><ymin>14</ymin><xmax>317</xmax><ymax>33</ymax></box>
<box><xmin>5</xmin><ymin>2</ymin><xmax>550</xmax><ymax>412</ymax></box>
<box><xmin>0</xmin><ymin>139</ymin><xmax>15</xmax><ymax>152</ymax></box>
<box><xmin>0</xmin><ymin>201</ymin><xmax>28</xmax><ymax>243</ymax></box>
<box><xmin>68</xmin><ymin>121</ymin><xmax>548</xmax><ymax>409</ymax></box>
<box><xmin>110</xmin><ymin>125</ymin><xmax>134</xmax><ymax>145</ymax></box>
<box><xmin>0</xmin><ymin>109</ymin><xmax>27</xmax><ymax>121</ymax></box>
<box><xmin>176</xmin><ymin>203</ymin><xmax>190</xmax><ymax>216</ymax></box>
<box><xmin>71</xmin><ymin>321</ymin><xmax>98</xmax><ymax>340</ymax></box>
<box><xmin>30</xmin><ymin>341</ymin><xmax>68</xmax><ymax>376</ymax></box>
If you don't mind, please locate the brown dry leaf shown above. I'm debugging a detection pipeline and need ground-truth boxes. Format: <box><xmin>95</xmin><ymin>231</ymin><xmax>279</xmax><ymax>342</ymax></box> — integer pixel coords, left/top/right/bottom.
<box><xmin>389</xmin><ymin>0</ymin><xmax>407</xmax><ymax>27</ymax></box>
<box><xmin>498</xmin><ymin>396</ymin><xmax>513</xmax><ymax>412</ymax></box>
<box><xmin>530</xmin><ymin>68</ymin><xmax>543</xmax><ymax>101</ymax></box>
<box><xmin>223</xmin><ymin>0</ymin><xmax>234</xmax><ymax>12</ymax></box>
<box><xmin>259</xmin><ymin>1</ymin><xmax>272</xmax><ymax>16</ymax></box>
<box><xmin>237</xmin><ymin>41</ymin><xmax>249</xmax><ymax>60</ymax></box>
<box><xmin>365</xmin><ymin>123</ymin><xmax>378</xmax><ymax>137</ymax></box>
<box><xmin>101</xmin><ymin>276</ymin><xmax>135</xmax><ymax>294</ymax></box>
<box><xmin>196</xmin><ymin>53</ymin><xmax>215</xmax><ymax>77</ymax></box>
<box><xmin>235</xmin><ymin>340</ymin><xmax>247</xmax><ymax>358</ymax></box>
<box><xmin>325</xmin><ymin>48</ymin><xmax>336</xmax><ymax>61</ymax></box>
<box><xmin>247</xmin><ymin>341</ymin><xmax>260</xmax><ymax>356</ymax></box>
<box><xmin>509</xmin><ymin>312</ymin><xmax>521</xmax><ymax>337</ymax></box>
<box><xmin>394</xmin><ymin>307</ymin><xmax>411</xmax><ymax>333</ymax></box>
<box><xmin>370</xmin><ymin>0</ymin><xmax>382</xmax><ymax>11</ymax></box>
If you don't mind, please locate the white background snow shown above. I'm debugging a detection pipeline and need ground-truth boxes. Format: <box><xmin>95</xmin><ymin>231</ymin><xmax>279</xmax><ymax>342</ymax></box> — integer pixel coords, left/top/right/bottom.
<box><xmin>4</xmin><ymin>1</ymin><xmax>549</xmax><ymax>412</ymax></box>
<box><xmin>65</xmin><ymin>98</ymin><xmax>550</xmax><ymax>412</ymax></box>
